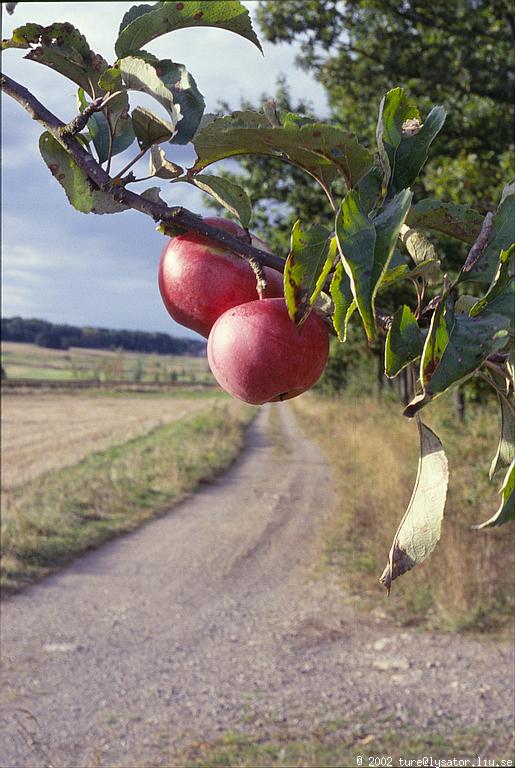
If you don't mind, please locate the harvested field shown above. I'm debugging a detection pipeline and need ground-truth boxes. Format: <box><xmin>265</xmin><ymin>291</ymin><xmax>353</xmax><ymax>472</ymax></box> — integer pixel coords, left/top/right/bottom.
<box><xmin>1</xmin><ymin>391</ymin><xmax>213</xmax><ymax>490</ymax></box>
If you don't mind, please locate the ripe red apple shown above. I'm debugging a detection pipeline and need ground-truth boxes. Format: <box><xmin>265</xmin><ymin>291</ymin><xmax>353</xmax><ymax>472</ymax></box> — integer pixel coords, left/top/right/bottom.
<box><xmin>207</xmin><ymin>298</ymin><xmax>329</xmax><ymax>404</ymax></box>
<box><xmin>158</xmin><ymin>217</ymin><xmax>283</xmax><ymax>338</ymax></box>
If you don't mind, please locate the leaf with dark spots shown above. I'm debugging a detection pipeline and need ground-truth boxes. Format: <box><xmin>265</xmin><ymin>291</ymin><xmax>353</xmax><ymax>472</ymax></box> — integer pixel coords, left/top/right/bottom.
<box><xmin>39</xmin><ymin>132</ymin><xmax>128</xmax><ymax>214</ymax></box>
<box><xmin>380</xmin><ymin>421</ymin><xmax>448</xmax><ymax>593</ymax></box>
<box><xmin>406</xmin><ymin>198</ymin><xmax>483</xmax><ymax>244</ymax></box>
<box><xmin>190</xmin><ymin>110</ymin><xmax>373</xmax><ymax>191</ymax></box>
<box><xmin>115</xmin><ymin>1</ymin><xmax>262</xmax><ymax>59</ymax></box>
<box><xmin>5</xmin><ymin>22</ymin><xmax>109</xmax><ymax>97</ymax></box>
<box><xmin>284</xmin><ymin>222</ymin><xmax>336</xmax><ymax>326</ymax></box>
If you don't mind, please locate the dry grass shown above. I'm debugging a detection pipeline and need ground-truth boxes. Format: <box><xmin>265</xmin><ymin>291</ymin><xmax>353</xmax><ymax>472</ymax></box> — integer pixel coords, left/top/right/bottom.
<box><xmin>1</xmin><ymin>398</ymin><xmax>255</xmax><ymax>592</ymax></box>
<box><xmin>1</xmin><ymin>391</ymin><xmax>211</xmax><ymax>490</ymax></box>
<box><xmin>293</xmin><ymin>393</ymin><xmax>514</xmax><ymax>631</ymax></box>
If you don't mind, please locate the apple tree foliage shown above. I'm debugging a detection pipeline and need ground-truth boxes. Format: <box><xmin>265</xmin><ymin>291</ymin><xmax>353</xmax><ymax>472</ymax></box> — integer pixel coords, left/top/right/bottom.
<box><xmin>2</xmin><ymin>0</ymin><xmax>513</xmax><ymax>592</ymax></box>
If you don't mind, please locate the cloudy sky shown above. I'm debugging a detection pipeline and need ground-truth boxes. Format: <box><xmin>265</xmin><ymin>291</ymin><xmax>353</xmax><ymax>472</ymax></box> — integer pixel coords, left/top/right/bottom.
<box><xmin>1</xmin><ymin>1</ymin><xmax>328</xmax><ymax>339</ymax></box>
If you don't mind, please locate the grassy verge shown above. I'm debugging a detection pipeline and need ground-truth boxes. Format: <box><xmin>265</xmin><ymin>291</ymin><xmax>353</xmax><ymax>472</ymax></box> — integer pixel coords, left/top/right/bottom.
<box><xmin>293</xmin><ymin>393</ymin><xmax>514</xmax><ymax>632</ymax></box>
<box><xmin>1</xmin><ymin>402</ymin><xmax>255</xmax><ymax>593</ymax></box>
<box><xmin>176</xmin><ymin>722</ymin><xmax>514</xmax><ymax>767</ymax></box>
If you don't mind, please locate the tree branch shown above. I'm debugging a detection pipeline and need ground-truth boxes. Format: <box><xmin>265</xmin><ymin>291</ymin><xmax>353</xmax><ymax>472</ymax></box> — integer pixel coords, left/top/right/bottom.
<box><xmin>0</xmin><ymin>72</ymin><xmax>286</xmax><ymax>273</ymax></box>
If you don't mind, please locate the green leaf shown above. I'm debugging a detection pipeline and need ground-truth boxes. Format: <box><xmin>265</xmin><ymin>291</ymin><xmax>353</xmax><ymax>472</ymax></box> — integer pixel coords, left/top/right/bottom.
<box><xmin>11</xmin><ymin>22</ymin><xmax>108</xmax><ymax>97</ymax></box>
<box><xmin>190</xmin><ymin>110</ymin><xmax>373</xmax><ymax>191</ymax></box>
<box><xmin>2</xmin><ymin>22</ymin><xmax>44</xmax><ymax>50</ymax></box>
<box><xmin>335</xmin><ymin>191</ymin><xmax>376</xmax><ymax>340</ymax></box>
<box><xmin>385</xmin><ymin>306</ymin><xmax>426</xmax><ymax>378</ymax></box>
<box><xmin>186</xmin><ymin>174</ymin><xmax>252</xmax><ymax>228</ymax></box>
<box><xmin>460</xmin><ymin>191</ymin><xmax>515</xmax><ymax>285</ymax></box>
<box><xmin>335</xmin><ymin>189</ymin><xmax>412</xmax><ymax>341</ymax></box>
<box><xmin>330</xmin><ymin>262</ymin><xmax>355</xmax><ymax>342</ymax></box>
<box><xmin>77</xmin><ymin>87</ymin><xmax>113</xmax><ymax>164</ymax></box>
<box><xmin>284</xmin><ymin>223</ymin><xmax>336</xmax><ymax>325</ymax></box>
<box><xmin>119</xmin><ymin>56</ymin><xmax>182</xmax><ymax>137</ymax></box>
<box><xmin>39</xmin><ymin>132</ymin><xmax>128</xmax><ymax>215</ymax></box>
<box><xmin>149</xmin><ymin>145</ymin><xmax>183</xmax><ymax>178</ymax></box>
<box><xmin>118</xmin><ymin>3</ymin><xmax>155</xmax><ymax>36</ymax></box>
<box><xmin>474</xmin><ymin>461</ymin><xmax>514</xmax><ymax>529</ymax></box>
<box><xmin>373</xmin><ymin>191</ymin><xmax>413</xmax><ymax>280</ymax></box>
<box><xmin>392</xmin><ymin>106</ymin><xmax>446</xmax><ymax>192</ymax></box>
<box><xmin>376</xmin><ymin>88</ymin><xmax>446</xmax><ymax>194</ymax></box>
<box><xmin>151</xmin><ymin>59</ymin><xmax>205</xmax><ymax>144</ymax></box>
<box><xmin>5</xmin><ymin>24</ymin><xmax>136</xmax><ymax>160</ymax></box>
<box><xmin>376</xmin><ymin>87</ymin><xmax>419</xmax><ymax>189</ymax></box>
<box><xmin>489</xmin><ymin>383</ymin><xmax>515</xmax><ymax>480</ymax></box>
<box><xmin>378</xmin><ymin>249</ymin><xmax>410</xmax><ymax>288</ymax></box>
<box><xmin>131</xmin><ymin>107</ymin><xmax>175</xmax><ymax>150</ymax></box>
<box><xmin>407</xmin><ymin>259</ymin><xmax>441</xmax><ymax>285</ymax></box>
<box><xmin>115</xmin><ymin>0</ymin><xmax>262</xmax><ymax>59</ymax></box>
<box><xmin>470</xmin><ymin>244</ymin><xmax>515</xmax><ymax>331</ymax></box>
<box><xmin>406</xmin><ymin>198</ymin><xmax>483</xmax><ymax>245</ymax></box>
<box><xmin>141</xmin><ymin>186</ymin><xmax>166</xmax><ymax>205</ymax></box>
<box><xmin>356</xmin><ymin>164</ymin><xmax>384</xmax><ymax>214</ymax></box>
<box><xmin>405</xmin><ymin>299</ymin><xmax>511</xmax><ymax>416</ymax></box>
<box><xmin>380</xmin><ymin>421</ymin><xmax>448</xmax><ymax>592</ymax></box>
<box><xmin>96</xmin><ymin>68</ymin><xmax>135</xmax><ymax>158</ymax></box>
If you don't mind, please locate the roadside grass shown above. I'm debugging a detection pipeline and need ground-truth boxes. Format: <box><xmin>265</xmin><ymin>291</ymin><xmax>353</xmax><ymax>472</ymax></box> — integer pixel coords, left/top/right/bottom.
<box><xmin>293</xmin><ymin>393</ymin><xmax>514</xmax><ymax>632</ymax></box>
<box><xmin>1</xmin><ymin>402</ymin><xmax>255</xmax><ymax>593</ymax></box>
<box><xmin>176</xmin><ymin>722</ymin><xmax>514</xmax><ymax>767</ymax></box>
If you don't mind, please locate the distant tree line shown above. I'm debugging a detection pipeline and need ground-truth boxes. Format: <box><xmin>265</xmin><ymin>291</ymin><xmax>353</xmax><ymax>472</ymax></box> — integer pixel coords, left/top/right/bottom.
<box><xmin>2</xmin><ymin>317</ymin><xmax>206</xmax><ymax>356</ymax></box>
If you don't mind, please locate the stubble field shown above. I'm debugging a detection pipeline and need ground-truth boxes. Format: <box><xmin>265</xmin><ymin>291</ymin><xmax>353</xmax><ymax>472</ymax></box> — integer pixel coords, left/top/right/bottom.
<box><xmin>1</xmin><ymin>390</ymin><xmax>212</xmax><ymax>490</ymax></box>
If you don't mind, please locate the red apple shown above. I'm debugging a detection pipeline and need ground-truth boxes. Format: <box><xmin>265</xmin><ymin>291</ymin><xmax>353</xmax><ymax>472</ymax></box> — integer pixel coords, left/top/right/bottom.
<box><xmin>207</xmin><ymin>298</ymin><xmax>329</xmax><ymax>404</ymax></box>
<box><xmin>158</xmin><ymin>217</ymin><xmax>283</xmax><ymax>337</ymax></box>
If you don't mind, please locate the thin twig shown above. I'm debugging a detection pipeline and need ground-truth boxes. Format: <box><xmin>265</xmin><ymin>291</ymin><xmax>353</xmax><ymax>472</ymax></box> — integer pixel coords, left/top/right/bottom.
<box><xmin>111</xmin><ymin>146</ymin><xmax>148</xmax><ymax>183</ymax></box>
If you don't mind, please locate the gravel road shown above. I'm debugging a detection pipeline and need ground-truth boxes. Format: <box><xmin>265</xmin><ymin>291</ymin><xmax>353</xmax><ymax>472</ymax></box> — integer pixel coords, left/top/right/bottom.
<box><xmin>1</xmin><ymin>405</ymin><xmax>513</xmax><ymax>768</ymax></box>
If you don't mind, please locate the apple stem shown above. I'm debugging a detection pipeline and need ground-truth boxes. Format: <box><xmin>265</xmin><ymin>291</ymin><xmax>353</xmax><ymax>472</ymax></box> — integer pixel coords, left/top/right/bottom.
<box><xmin>243</xmin><ymin>256</ymin><xmax>267</xmax><ymax>299</ymax></box>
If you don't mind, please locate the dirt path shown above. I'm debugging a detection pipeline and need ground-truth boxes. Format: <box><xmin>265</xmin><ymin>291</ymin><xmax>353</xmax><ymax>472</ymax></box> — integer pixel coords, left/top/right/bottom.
<box><xmin>1</xmin><ymin>406</ymin><xmax>513</xmax><ymax>768</ymax></box>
